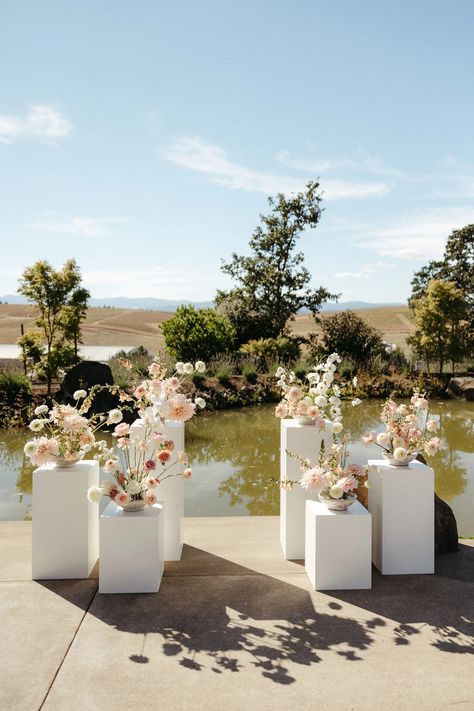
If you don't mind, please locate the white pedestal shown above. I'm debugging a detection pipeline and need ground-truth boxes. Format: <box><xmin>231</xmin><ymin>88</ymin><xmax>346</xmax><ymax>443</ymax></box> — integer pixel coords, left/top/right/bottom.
<box><xmin>305</xmin><ymin>500</ymin><xmax>372</xmax><ymax>590</ymax></box>
<box><xmin>99</xmin><ymin>501</ymin><xmax>164</xmax><ymax>593</ymax></box>
<box><xmin>32</xmin><ymin>460</ymin><xmax>99</xmax><ymax>580</ymax></box>
<box><xmin>130</xmin><ymin>419</ymin><xmax>184</xmax><ymax>561</ymax></box>
<box><xmin>368</xmin><ymin>459</ymin><xmax>434</xmax><ymax>575</ymax></box>
<box><xmin>280</xmin><ymin>419</ymin><xmax>333</xmax><ymax>559</ymax></box>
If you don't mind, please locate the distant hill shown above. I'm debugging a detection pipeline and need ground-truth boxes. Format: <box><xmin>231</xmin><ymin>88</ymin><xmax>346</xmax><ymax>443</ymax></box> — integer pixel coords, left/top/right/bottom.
<box><xmin>0</xmin><ymin>294</ymin><xmax>403</xmax><ymax>312</ymax></box>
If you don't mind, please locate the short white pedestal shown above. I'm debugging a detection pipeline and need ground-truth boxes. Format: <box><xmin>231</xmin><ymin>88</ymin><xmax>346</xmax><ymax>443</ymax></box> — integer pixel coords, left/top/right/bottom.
<box><xmin>130</xmin><ymin>420</ymin><xmax>184</xmax><ymax>561</ymax></box>
<box><xmin>305</xmin><ymin>500</ymin><xmax>372</xmax><ymax>590</ymax></box>
<box><xmin>99</xmin><ymin>501</ymin><xmax>164</xmax><ymax>593</ymax></box>
<box><xmin>280</xmin><ymin>419</ymin><xmax>333</xmax><ymax>559</ymax></box>
<box><xmin>32</xmin><ymin>460</ymin><xmax>99</xmax><ymax>580</ymax></box>
<box><xmin>368</xmin><ymin>459</ymin><xmax>434</xmax><ymax>575</ymax></box>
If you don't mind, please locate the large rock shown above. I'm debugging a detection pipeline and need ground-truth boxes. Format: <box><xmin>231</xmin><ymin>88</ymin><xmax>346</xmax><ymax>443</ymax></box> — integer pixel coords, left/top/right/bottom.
<box><xmin>60</xmin><ymin>361</ymin><xmax>119</xmax><ymax>419</ymax></box>
<box><xmin>435</xmin><ymin>494</ymin><xmax>459</xmax><ymax>554</ymax></box>
<box><xmin>447</xmin><ymin>376</ymin><xmax>474</xmax><ymax>400</ymax></box>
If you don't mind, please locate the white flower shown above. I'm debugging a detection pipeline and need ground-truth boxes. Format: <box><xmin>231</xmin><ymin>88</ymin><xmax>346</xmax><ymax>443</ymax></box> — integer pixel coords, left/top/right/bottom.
<box><xmin>175</xmin><ymin>362</ymin><xmax>185</xmax><ymax>374</ymax></box>
<box><xmin>126</xmin><ymin>479</ymin><xmax>141</xmax><ymax>495</ymax></box>
<box><xmin>315</xmin><ymin>395</ymin><xmax>327</xmax><ymax>408</ymax></box>
<box><xmin>101</xmin><ymin>480</ymin><xmax>118</xmax><ymax>496</ymax></box>
<box><xmin>24</xmin><ymin>440</ymin><xmax>37</xmax><ymax>457</ymax></box>
<box><xmin>34</xmin><ymin>405</ymin><xmax>49</xmax><ymax>416</ymax></box>
<box><xmin>352</xmin><ymin>376</ymin><xmax>358</xmax><ymax>388</ymax></box>
<box><xmin>376</xmin><ymin>432</ymin><xmax>390</xmax><ymax>446</ymax></box>
<box><xmin>195</xmin><ymin>361</ymin><xmax>206</xmax><ymax>373</ymax></box>
<box><xmin>323</xmin><ymin>372</ymin><xmax>334</xmax><ymax>385</ymax></box>
<box><xmin>107</xmin><ymin>409</ymin><xmax>123</xmax><ymax>424</ymax></box>
<box><xmin>424</xmin><ymin>438</ymin><xmax>440</xmax><ymax>456</ymax></box>
<box><xmin>393</xmin><ymin>447</ymin><xmax>408</xmax><ymax>461</ymax></box>
<box><xmin>183</xmin><ymin>362</ymin><xmax>194</xmax><ymax>374</ymax></box>
<box><xmin>29</xmin><ymin>419</ymin><xmax>45</xmax><ymax>432</ymax></box>
<box><xmin>329</xmin><ymin>484</ymin><xmax>344</xmax><ymax>499</ymax></box>
<box><xmin>351</xmin><ymin>398</ymin><xmax>362</xmax><ymax>407</ymax></box>
<box><xmin>195</xmin><ymin>397</ymin><xmax>206</xmax><ymax>409</ymax></box>
<box><xmin>392</xmin><ymin>436</ymin><xmax>405</xmax><ymax>449</ymax></box>
<box><xmin>87</xmin><ymin>486</ymin><xmax>103</xmax><ymax>503</ymax></box>
<box><xmin>333</xmin><ymin>422</ymin><xmax>343</xmax><ymax>434</ymax></box>
<box><xmin>275</xmin><ymin>367</ymin><xmax>285</xmax><ymax>378</ymax></box>
<box><xmin>73</xmin><ymin>389</ymin><xmax>87</xmax><ymax>400</ymax></box>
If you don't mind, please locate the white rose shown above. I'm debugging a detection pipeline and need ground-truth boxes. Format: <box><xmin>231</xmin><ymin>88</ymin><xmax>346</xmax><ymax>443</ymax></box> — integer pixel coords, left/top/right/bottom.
<box><xmin>195</xmin><ymin>397</ymin><xmax>206</xmax><ymax>409</ymax></box>
<box><xmin>183</xmin><ymin>362</ymin><xmax>194</xmax><ymax>374</ymax></box>
<box><xmin>73</xmin><ymin>389</ymin><xmax>87</xmax><ymax>400</ymax></box>
<box><xmin>329</xmin><ymin>484</ymin><xmax>344</xmax><ymax>499</ymax></box>
<box><xmin>87</xmin><ymin>486</ymin><xmax>103</xmax><ymax>504</ymax></box>
<box><xmin>376</xmin><ymin>432</ymin><xmax>390</xmax><ymax>446</ymax></box>
<box><xmin>392</xmin><ymin>436</ymin><xmax>405</xmax><ymax>450</ymax></box>
<box><xmin>195</xmin><ymin>361</ymin><xmax>206</xmax><ymax>373</ymax></box>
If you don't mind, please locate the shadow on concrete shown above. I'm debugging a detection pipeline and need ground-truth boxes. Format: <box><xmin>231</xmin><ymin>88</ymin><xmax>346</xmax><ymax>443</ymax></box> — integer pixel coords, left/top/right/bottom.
<box><xmin>328</xmin><ymin>546</ymin><xmax>474</xmax><ymax>656</ymax></box>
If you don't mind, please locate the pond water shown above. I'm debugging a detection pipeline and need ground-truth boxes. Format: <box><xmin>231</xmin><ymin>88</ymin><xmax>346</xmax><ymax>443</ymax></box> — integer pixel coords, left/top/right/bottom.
<box><xmin>1</xmin><ymin>400</ymin><xmax>473</xmax><ymax>535</ymax></box>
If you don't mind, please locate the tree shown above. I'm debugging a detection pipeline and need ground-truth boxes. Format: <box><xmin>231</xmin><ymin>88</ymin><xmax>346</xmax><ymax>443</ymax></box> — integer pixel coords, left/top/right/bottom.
<box><xmin>320</xmin><ymin>310</ymin><xmax>384</xmax><ymax>365</ymax></box>
<box><xmin>408</xmin><ymin>280</ymin><xmax>469</xmax><ymax>374</ymax></box>
<box><xmin>161</xmin><ymin>305</ymin><xmax>235</xmax><ymax>361</ymax></box>
<box><xmin>17</xmin><ymin>259</ymin><xmax>90</xmax><ymax>393</ymax></box>
<box><xmin>215</xmin><ymin>181</ymin><xmax>338</xmax><ymax>345</ymax></box>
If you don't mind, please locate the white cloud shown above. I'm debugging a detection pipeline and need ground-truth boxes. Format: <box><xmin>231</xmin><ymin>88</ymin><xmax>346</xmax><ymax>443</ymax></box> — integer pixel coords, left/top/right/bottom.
<box><xmin>334</xmin><ymin>262</ymin><xmax>394</xmax><ymax>279</ymax></box>
<box><xmin>162</xmin><ymin>136</ymin><xmax>390</xmax><ymax>199</ymax></box>
<box><xmin>31</xmin><ymin>216</ymin><xmax>124</xmax><ymax>237</ymax></box>
<box><xmin>0</xmin><ymin>105</ymin><xmax>72</xmax><ymax>144</ymax></box>
<box><xmin>360</xmin><ymin>208</ymin><xmax>474</xmax><ymax>259</ymax></box>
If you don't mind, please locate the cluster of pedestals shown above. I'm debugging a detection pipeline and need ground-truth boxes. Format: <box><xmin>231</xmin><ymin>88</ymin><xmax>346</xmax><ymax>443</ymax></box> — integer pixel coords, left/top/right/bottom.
<box><xmin>32</xmin><ymin>420</ymin><xmax>185</xmax><ymax>594</ymax></box>
<box><xmin>280</xmin><ymin>420</ymin><xmax>435</xmax><ymax>590</ymax></box>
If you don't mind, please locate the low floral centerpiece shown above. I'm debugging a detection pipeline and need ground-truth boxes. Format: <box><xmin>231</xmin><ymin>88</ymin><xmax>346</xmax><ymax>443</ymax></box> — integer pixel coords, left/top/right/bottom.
<box><xmin>274</xmin><ymin>352</ymin><xmax>360</xmax><ymax>431</ymax></box>
<box><xmin>23</xmin><ymin>390</ymin><xmax>120</xmax><ymax>468</ymax></box>
<box><xmin>87</xmin><ymin>417</ymin><xmax>192</xmax><ymax>511</ymax></box>
<box><xmin>282</xmin><ymin>440</ymin><xmax>368</xmax><ymax>510</ymax></box>
<box><xmin>362</xmin><ymin>391</ymin><xmax>440</xmax><ymax>466</ymax></box>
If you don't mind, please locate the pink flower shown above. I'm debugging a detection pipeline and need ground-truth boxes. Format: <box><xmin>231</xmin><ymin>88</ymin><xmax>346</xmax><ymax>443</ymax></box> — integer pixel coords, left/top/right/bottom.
<box><xmin>347</xmin><ymin>464</ymin><xmax>364</xmax><ymax>477</ymax></box>
<box><xmin>134</xmin><ymin>384</ymin><xmax>147</xmax><ymax>398</ymax></box>
<box><xmin>29</xmin><ymin>437</ymin><xmax>60</xmax><ymax>466</ymax></box>
<box><xmin>168</xmin><ymin>377</ymin><xmax>180</xmax><ymax>389</ymax></box>
<box><xmin>307</xmin><ymin>405</ymin><xmax>320</xmax><ymax>419</ymax></box>
<box><xmin>177</xmin><ymin>450</ymin><xmax>188</xmax><ymax>464</ymax></box>
<box><xmin>164</xmin><ymin>439</ymin><xmax>175</xmax><ymax>451</ymax></box>
<box><xmin>148</xmin><ymin>362</ymin><xmax>161</xmax><ymax>377</ymax></box>
<box><xmin>296</xmin><ymin>400</ymin><xmax>309</xmax><ymax>415</ymax></box>
<box><xmin>275</xmin><ymin>403</ymin><xmax>289</xmax><ymax>418</ymax></box>
<box><xmin>183</xmin><ymin>468</ymin><xmax>192</xmax><ymax>479</ymax></box>
<box><xmin>161</xmin><ymin>394</ymin><xmax>196</xmax><ymax>422</ymax></box>
<box><xmin>300</xmin><ymin>467</ymin><xmax>326</xmax><ymax>492</ymax></box>
<box><xmin>287</xmin><ymin>386</ymin><xmax>302</xmax><ymax>401</ymax></box>
<box><xmin>362</xmin><ymin>432</ymin><xmax>376</xmax><ymax>445</ymax></box>
<box><xmin>427</xmin><ymin>419</ymin><xmax>438</xmax><ymax>432</ymax></box>
<box><xmin>117</xmin><ymin>437</ymin><xmax>128</xmax><ymax>448</ymax></box>
<box><xmin>144</xmin><ymin>490</ymin><xmax>158</xmax><ymax>506</ymax></box>
<box><xmin>144</xmin><ymin>459</ymin><xmax>156</xmax><ymax>470</ymax></box>
<box><xmin>153</xmin><ymin>432</ymin><xmax>165</xmax><ymax>442</ymax></box>
<box><xmin>157</xmin><ymin>449</ymin><xmax>172</xmax><ymax>464</ymax></box>
<box><xmin>114</xmin><ymin>422</ymin><xmax>130</xmax><ymax>437</ymax></box>
<box><xmin>115</xmin><ymin>491</ymin><xmax>131</xmax><ymax>507</ymax></box>
<box><xmin>145</xmin><ymin>477</ymin><xmax>159</xmax><ymax>488</ymax></box>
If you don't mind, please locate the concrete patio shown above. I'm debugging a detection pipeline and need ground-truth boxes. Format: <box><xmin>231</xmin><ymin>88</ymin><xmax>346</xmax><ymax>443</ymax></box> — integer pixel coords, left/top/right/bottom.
<box><xmin>1</xmin><ymin>517</ymin><xmax>473</xmax><ymax>711</ymax></box>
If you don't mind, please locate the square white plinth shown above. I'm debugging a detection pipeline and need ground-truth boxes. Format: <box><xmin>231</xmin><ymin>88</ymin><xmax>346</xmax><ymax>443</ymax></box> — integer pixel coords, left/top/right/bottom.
<box><xmin>305</xmin><ymin>500</ymin><xmax>372</xmax><ymax>590</ymax></box>
<box><xmin>129</xmin><ymin>419</ymin><xmax>185</xmax><ymax>561</ymax></box>
<box><xmin>99</xmin><ymin>501</ymin><xmax>164</xmax><ymax>593</ymax></box>
<box><xmin>32</xmin><ymin>459</ymin><xmax>99</xmax><ymax>580</ymax></box>
<box><xmin>280</xmin><ymin>419</ymin><xmax>333</xmax><ymax>560</ymax></box>
<box><xmin>368</xmin><ymin>459</ymin><xmax>434</xmax><ymax>575</ymax></box>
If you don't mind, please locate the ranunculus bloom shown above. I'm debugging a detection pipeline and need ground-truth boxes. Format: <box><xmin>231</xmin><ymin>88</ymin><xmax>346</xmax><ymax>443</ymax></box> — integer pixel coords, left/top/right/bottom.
<box><xmin>114</xmin><ymin>422</ymin><xmax>130</xmax><ymax>437</ymax></box>
<box><xmin>329</xmin><ymin>484</ymin><xmax>344</xmax><ymax>499</ymax></box>
<box><xmin>393</xmin><ymin>447</ymin><xmax>408</xmax><ymax>461</ymax></box>
<box><xmin>275</xmin><ymin>403</ymin><xmax>289</xmax><ymax>418</ymax></box>
<box><xmin>307</xmin><ymin>405</ymin><xmax>320</xmax><ymax>419</ymax></box>
<box><xmin>183</xmin><ymin>468</ymin><xmax>192</xmax><ymax>479</ymax></box>
<box><xmin>115</xmin><ymin>491</ymin><xmax>131</xmax><ymax>507</ymax></box>
<box><xmin>145</xmin><ymin>477</ymin><xmax>159</xmax><ymax>488</ymax></box>
<box><xmin>157</xmin><ymin>449</ymin><xmax>172</xmax><ymax>463</ymax></box>
<box><xmin>164</xmin><ymin>439</ymin><xmax>175</xmax><ymax>451</ymax></box>
<box><xmin>144</xmin><ymin>490</ymin><xmax>158</xmax><ymax>506</ymax></box>
<box><xmin>144</xmin><ymin>459</ymin><xmax>156</xmax><ymax>470</ymax></box>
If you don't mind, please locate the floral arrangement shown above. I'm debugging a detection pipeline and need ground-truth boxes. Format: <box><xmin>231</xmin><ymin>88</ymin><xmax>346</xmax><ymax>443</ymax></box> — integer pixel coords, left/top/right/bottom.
<box><xmin>274</xmin><ymin>353</ymin><xmax>360</xmax><ymax>432</ymax></box>
<box><xmin>121</xmin><ymin>358</ymin><xmax>207</xmax><ymax>424</ymax></box>
<box><xmin>362</xmin><ymin>391</ymin><xmax>440</xmax><ymax>462</ymax></box>
<box><xmin>23</xmin><ymin>390</ymin><xmax>121</xmax><ymax>467</ymax></box>
<box><xmin>282</xmin><ymin>440</ymin><xmax>367</xmax><ymax>503</ymax></box>
<box><xmin>87</xmin><ymin>416</ymin><xmax>191</xmax><ymax>509</ymax></box>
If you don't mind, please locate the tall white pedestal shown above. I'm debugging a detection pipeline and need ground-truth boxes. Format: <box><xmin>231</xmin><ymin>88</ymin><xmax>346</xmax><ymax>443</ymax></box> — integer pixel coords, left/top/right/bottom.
<box><xmin>32</xmin><ymin>460</ymin><xmax>99</xmax><ymax>580</ymax></box>
<box><xmin>368</xmin><ymin>459</ymin><xmax>434</xmax><ymax>575</ymax></box>
<box><xmin>99</xmin><ymin>501</ymin><xmax>164</xmax><ymax>593</ymax></box>
<box><xmin>305</xmin><ymin>500</ymin><xmax>372</xmax><ymax>590</ymax></box>
<box><xmin>280</xmin><ymin>419</ymin><xmax>333</xmax><ymax>559</ymax></box>
<box><xmin>130</xmin><ymin>419</ymin><xmax>184</xmax><ymax>561</ymax></box>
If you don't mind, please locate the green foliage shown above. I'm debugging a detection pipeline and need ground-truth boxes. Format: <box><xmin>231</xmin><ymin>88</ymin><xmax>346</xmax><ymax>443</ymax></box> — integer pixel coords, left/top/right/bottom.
<box><xmin>240</xmin><ymin>336</ymin><xmax>300</xmax><ymax>366</ymax></box>
<box><xmin>242</xmin><ymin>364</ymin><xmax>258</xmax><ymax>383</ymax></box>
<box><xmin>17</xmin><ymin>259</ymin><xmax>90</xmax><ymax>393</ymax></box>
<box><xmin>191</xmin><ymin>371</ymin><xmax>206</xmax><ymax>387</ymax></box>
<box><xmin>408</xmin><ymin>279</ymin><xmax>470</xmax><ymax>374</ymax></box>
<box><xmin>216</xmin><ymin>182</ymin><xmax>338</xmax><ymax>344</ymax></box>
<box><xmin>0</xmin><ymin>370</ymin><xmax>31</xmax><ymax>401</ymax></box>
<box><xmin>214</xmin><ymin>360</ymin><xmax>235</xmax><ymax>385</ymax></box>
<box><xmin>161</xmin><ymin>305</ymin><xmax>235</xmax><ymax>361</ymax></box>
<box><xmin>320</xmin><ymin>311</ymin><xmax>384</xmax><ymax>365</ymax></box>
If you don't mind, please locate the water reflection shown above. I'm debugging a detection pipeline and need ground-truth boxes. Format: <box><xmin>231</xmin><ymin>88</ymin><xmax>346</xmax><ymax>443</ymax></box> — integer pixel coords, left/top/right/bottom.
<box><xmin>1</xmin><ymin>400</ymin><xmax>473</xmax><ymax>534</ymax></box>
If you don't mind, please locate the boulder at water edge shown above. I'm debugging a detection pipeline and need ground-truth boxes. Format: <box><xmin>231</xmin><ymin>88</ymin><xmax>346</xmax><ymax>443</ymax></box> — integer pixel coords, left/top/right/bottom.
<box><xmin>59</xmin><ymin>361</ymin><xmax>122</xmax><ymax>420</ymax></box>
<box><xmin>447</xmin><ymin>376</ymin><xmax>474</xmax><ymax>400</ymax></box>
<box><xmin>435</xmin><ymin>494</ymin><xmax>459</xmax><ymax>554</ymax></box>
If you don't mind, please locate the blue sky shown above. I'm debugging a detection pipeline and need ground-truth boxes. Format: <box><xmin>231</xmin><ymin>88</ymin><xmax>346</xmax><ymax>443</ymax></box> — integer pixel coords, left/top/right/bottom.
<box><xmin>1</xmin><ymin>0</ymin><xmax>473</xmax><ymax>303</ymax></box>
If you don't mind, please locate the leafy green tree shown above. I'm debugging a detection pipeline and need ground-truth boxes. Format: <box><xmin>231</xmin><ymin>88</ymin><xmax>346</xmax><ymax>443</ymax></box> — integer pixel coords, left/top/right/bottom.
<box><xmin>216</xmin><ymin>181</ymin><xmax>337</xmax><ymax>344</ymax></box>
<box><xmin>17</xmin><ymin>259</ymin><xmax>90</xmax><ymax>393</ymax></box>
<box><xmin>161</xmin><ymin>305</ymin><xmax>235</xmax><ymax>361</ymax></box>
<box><xmin>408</xmin><ymin>280</ymin><xmax>469</xmax><ymax>374</ymax></box>
<box><xmin>320</xmin><ymin>310</ymin><xmax>384</xmax><ymax>365</ymax></box>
